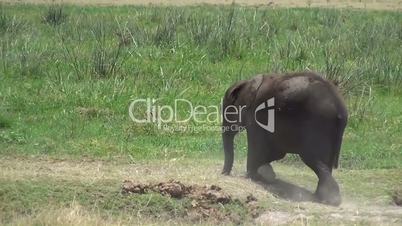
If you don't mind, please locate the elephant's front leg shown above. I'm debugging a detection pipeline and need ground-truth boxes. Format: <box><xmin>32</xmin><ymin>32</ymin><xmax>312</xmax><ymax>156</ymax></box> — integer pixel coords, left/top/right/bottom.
<box><xmin>246</xmin><ymin>129</ymin><xmax>276</xmax><ymax>183</ymax></box>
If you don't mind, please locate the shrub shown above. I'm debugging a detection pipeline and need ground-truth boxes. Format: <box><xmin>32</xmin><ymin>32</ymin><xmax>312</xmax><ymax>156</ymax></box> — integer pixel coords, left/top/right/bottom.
<box><xmin>43</xmin><ymin>5</ymin><xmax>67</xmax><ymax>26</ymax></box>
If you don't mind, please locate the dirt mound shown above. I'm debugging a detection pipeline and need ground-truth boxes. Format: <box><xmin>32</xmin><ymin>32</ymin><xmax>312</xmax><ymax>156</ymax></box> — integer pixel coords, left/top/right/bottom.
<box><xmin>122</xmin><ymin>179</ymin><xmax>260</xmax><ymax>222</ymax></box>
<box><xmin>122</xmin><ymin>180</ymin><xmax>231</xmax><ymax>203</ymax></box>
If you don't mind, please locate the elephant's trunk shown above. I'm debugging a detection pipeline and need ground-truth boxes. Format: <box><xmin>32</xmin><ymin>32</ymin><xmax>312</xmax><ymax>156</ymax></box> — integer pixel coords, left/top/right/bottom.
<box><xmin>222</xmin><ymin>132</ymin><xmax>235</xmax><ymax>175</ymax></box>
<box><xmin>221</xmin><ymin>79</ymin><xmax>248</xmax><ymax>175</ymax></box>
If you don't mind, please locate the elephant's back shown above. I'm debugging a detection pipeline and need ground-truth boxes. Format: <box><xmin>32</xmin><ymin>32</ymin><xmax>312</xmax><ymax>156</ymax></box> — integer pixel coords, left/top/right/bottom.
<box><xmin>250</xmin><ymin>72</ymin><xmax>348</xmax><ymax>156</ymax></box>
<box><xmin>256</xmin><ymin>72</ymin><xmax>347</xmax><ymax>120</ymax></box>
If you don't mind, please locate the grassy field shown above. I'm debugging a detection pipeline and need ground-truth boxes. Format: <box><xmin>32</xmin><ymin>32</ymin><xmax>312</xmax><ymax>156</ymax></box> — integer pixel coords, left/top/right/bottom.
<box><xmin>1</xmin><ymin>3</ymin><xmax>402</xmax><ymax>168</ymax></box>
<box><xmin>0</xmin><ymin>2</ymin><xmax>402</xmax><ymax>225</ymax></box>
<box><xmin>1</xmin><ymin>0</ymin><xmax>402</xmax><ymax>11</ymax></box>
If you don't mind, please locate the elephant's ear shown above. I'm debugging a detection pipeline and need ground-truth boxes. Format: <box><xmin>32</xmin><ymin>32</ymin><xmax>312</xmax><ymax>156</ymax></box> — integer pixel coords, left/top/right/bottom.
<box><xmin>227</xmin><ymin>80</ymin><xmax>247</xmax><ymax>103</ymax></box>
<box><xmin>227</xmin><ymin>75</ymin><xmax>264</xmax><ymax>104</ymax></box>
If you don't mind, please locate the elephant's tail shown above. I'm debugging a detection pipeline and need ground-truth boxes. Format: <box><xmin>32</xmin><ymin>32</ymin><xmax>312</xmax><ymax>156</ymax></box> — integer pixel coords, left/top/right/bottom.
<box><xmin>332</xmin><ymin>144</ymin><xmax>340</xmax><ymax>169</ymax></box>
<box><xmin>332</xmin><ymin>115</ymin><xmax>347</xmax><ymax>169</ymax></box>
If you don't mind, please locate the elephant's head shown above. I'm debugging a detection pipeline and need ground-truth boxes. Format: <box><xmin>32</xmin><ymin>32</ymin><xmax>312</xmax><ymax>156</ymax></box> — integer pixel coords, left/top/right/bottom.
<box><xmin>221</xmin><ymin>75</ymin><xmax>264</xmax><ymax>175</ymax></box>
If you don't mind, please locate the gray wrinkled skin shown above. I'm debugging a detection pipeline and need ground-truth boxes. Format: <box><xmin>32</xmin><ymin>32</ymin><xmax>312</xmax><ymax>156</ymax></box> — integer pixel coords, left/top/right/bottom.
<box><xmin>221</xmin><ymin>71</ymin><xmax>348</xmax><ymax>206</ymax></box>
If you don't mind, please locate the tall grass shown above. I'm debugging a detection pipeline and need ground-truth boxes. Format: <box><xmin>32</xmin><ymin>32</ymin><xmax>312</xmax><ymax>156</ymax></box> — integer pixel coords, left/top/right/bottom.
<box><xmin>0</xmin><ymin>5</ymin><xmax>24</xmax><ymax>34</ymax></box>
<box><xmin>42</xmin><ymin>5</ymin><xmax>67</xmax><ymax>26</ymax></box>
<box><xmin>0</xmin><ymin>5</ymin><xmax>8</xmax><ymax>32</ymax></box>
<box><xmin>0</xmin><ymin>5</ymin><xmax>401</xmax><ymax>168</ymax></box>
<box><xmin>91</xmin><ymin>21</ymin><xmax>127</xmax><ymax>78</ymax></box>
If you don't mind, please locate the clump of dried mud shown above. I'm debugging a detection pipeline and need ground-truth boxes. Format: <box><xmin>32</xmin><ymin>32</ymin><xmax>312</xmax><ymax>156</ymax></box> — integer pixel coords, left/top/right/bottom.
<box><xmin>122</xmin><ymin>179</ymin><xmax>261</xmax><ymax>222</ymax></box>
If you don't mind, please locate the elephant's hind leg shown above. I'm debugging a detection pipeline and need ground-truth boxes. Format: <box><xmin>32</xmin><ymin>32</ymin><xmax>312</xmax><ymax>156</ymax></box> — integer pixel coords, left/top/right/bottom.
<box><xmin>301</xmin><ymin>156</ymin><xmax>341</xmax><ymax>206</ymax></box>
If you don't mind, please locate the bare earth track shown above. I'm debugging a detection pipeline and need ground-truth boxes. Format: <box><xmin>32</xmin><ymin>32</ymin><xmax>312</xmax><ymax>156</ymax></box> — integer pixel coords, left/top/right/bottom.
<box><xmin>1</xmin><ymin>157</ymin><xmax>401</xmax><ymax>225</ymax></box>
<box><xmin>1</xmin><ymin>0</ymin><xmax>402</xmax><ymax>11</ymax></box>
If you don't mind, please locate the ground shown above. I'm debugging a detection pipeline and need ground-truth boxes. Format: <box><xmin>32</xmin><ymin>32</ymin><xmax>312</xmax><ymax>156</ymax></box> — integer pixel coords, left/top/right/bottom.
<box><xmin>1</xmin><ymin>0</ymin><xmax>402</xmax><ymax>10</ymax></box>
<box><xmin>1</xmin><ymin>157</ymin><xmax>401</xmax><ymax>225</ymax></box>
<box><xmin>1</xmin><ymin>0</ymin><xmax>402</xmax><ymax>225</ymax></box>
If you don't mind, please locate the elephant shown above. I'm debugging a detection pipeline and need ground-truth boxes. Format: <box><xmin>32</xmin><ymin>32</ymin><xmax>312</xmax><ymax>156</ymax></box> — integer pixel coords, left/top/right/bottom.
<box><xmin>221</xmin><ymin>71</ymin><xmax>348</xmax><ymax>206</ymax></box>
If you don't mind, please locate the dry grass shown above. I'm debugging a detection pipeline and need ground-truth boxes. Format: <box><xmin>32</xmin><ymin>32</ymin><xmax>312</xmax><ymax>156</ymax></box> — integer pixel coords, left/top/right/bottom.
<box><xmin>1</xmin><ymin>156</ymin><xmax>402</xmax><ymax>225</ymax></box>
<box><xmin>10</xmin><ymin>203</ymin><xmax>126</xmax><ymax>226</ymax></box>
<box><xmin>8</xmin><ymin>202</ymin><xmax>184</xmax><ymax>226</ymax></box>
<box><xmin>1</xmin><ymin>0</ymin><xmax>402</xmax><ymax>11</ymax></box>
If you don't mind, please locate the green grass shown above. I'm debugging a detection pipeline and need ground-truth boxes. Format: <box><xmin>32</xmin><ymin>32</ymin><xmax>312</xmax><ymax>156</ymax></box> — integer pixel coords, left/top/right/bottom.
<box><xmin>0</xmin><ymin>161</ymin><xmax>254</xmax><ymax>225</ymax></box>
<box><xmin>0</xmin><ymin>4</ymin><xmax>401</xmax><ymax>169</ymax></box>
<box><xmin>0</xmin><ymin>178</ymin><xmax>192</xmax><ymax>224</ymax></box>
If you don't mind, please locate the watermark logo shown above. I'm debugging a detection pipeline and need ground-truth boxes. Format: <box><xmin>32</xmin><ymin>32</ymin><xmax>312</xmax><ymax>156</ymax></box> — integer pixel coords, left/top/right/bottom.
<box><xmin>128</xmin><ymin>98</ymin><xmax>275</xmax><ymax>133</ymax></box>
<box><xmin>254</xmin><ymin>98</ymin><xmax>275</xmax><ymax>133</ymax></box>
<box><xmin>128</xmin><ymin>98</ymin><xmax>222</xmax><ymax>126</ymax></box>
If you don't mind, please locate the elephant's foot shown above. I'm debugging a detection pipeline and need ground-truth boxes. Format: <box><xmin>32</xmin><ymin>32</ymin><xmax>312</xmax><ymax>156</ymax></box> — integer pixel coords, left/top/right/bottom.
<box><xmin>247</xmin><ymin>164</ymin><xmax>276</xmax><ymax>184</ymax></box>
<box><xmin>315</xmin><ymin>177</ymin><xmax>341</xmax><ymax>206</ymax></box>
<box><xmin>246</xmin><ymin>171</ymin><xmax>264</xmax><ymax>182</ymax></box>
<box><xmin>257</xmin><ymin>164</ymin><xmax>276</xmax><ymax>184</ymax></box>
<box><xmin>221</xmin><ymin>169</ymin><xmax>231</xmax><ymax>175</ymax></box>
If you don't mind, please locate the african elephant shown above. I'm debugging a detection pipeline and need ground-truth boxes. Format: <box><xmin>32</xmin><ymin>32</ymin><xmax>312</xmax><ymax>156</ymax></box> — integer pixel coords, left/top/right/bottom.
<box><xmin>221</xmin><ymin>71</ymin><xmax>348</xmax><ymax>206</ymax></box>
